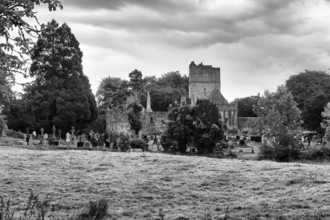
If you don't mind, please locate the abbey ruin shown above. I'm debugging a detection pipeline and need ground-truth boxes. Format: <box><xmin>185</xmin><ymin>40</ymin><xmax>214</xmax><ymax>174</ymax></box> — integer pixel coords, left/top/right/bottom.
<box><xmin>105</xmin><ymin>61</ymin><xmax>238</xmax><ymax>135</ymax></box>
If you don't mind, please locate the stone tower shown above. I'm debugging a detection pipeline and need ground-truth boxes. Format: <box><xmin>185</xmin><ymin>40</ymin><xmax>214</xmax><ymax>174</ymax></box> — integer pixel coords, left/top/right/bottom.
<box><xmin>189</xmin><ymin>61</ymin><xmax>238</xmax><ymax>128</ymax></box>
<box><xmin>189</xmin><ymin>61</ymin><xmax>221</xmax><ymax>105</ymax></box>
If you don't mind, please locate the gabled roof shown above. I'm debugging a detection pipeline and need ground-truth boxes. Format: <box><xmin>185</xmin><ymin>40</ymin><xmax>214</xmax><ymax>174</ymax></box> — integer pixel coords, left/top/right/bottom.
<box><xmin>208</xmin><ymin>88</ymin><xmax>228</xmax><ymax>105</ymax></box>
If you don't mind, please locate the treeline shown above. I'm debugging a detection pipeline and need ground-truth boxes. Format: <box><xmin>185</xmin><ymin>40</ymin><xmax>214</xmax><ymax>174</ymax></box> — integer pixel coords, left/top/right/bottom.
<box><xmin>236</xmin><ymin>70</ymin><xmax>330</xmax><ymax>136</ymax></box>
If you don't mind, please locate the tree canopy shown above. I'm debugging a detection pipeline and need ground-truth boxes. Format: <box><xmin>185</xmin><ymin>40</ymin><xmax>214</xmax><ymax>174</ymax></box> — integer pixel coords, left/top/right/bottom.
<box><xmin>286</xmin><ymin>70</ymin><xmax>330</xmax><ymax>132</ymax></box>
<box><xmin>22</xmin><ymin>20</ymin><xmax>97</xmax><ymax>133</ymax></box>
<box><xmin>237</xmin><ymin>95</ymin><xmax>260</xmax><ymax>117</ymax></box>
<box><xmin>253</xmin><ymin>85</ymin><xmax>301</xmax><ymax>138</ymax></box>
<box><xmin>161</xmin><ymin>99</ymin><xmax>224</xmax><ymax>154</ymax></box>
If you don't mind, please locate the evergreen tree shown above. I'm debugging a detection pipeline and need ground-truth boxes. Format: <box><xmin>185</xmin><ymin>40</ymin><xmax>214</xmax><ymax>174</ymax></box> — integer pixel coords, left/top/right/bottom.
<box><xmin>127</xmin><ymin>102</ymin><xmax>143</xmax><ymax>135</ymax></box>
<box><xmin>24</xmin><ymin>20</ymin><xmax>97</xmax><ymax>133</ymax></box>
<box><xmin>129</xmin><ymin>69</ymin><xmax>143</xmax><ymax>92</ymax></box>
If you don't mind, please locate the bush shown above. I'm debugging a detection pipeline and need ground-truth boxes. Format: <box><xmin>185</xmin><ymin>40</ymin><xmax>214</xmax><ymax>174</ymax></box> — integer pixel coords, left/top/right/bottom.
<box><xmin>300</xmin><ymin>146</ymin><xmax>330</xmax><ymax>161</ymax></box>
<box><xmin>6</xmin><ymin>129</ymin><xmax>25</xmax><ymax>139</ymax></box>
<box><xmin>117</xmin><ymin>134</ymin><xmax>130</xmax><ymax>152</ymax></box>
<box><xmin>259</xmin><ymin>134</ymin><xmax>301</xmax><ymax>162</ymax></box>
<box><xmin>160</xmin><ymin>130</ymin><xmax>173</xmax><ymax>152</ymax></box>
<box><xmin>130</xmin><ymin>139</ymin><xmax>148</xmax><ymax>151</ymax></box>
<box><xmin>74</xmin><ymin>199</ymin><xmax>108</xmax><ymax>220</ymax></box>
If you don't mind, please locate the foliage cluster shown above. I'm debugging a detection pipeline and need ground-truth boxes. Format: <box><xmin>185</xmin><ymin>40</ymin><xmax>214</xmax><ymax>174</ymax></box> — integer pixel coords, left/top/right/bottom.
<box><xmin>300</xmin><ymin>146</ymin><xmax>330</xmax><ymax>161</ymax></box>
<box><xmin>252</xmin><ymin>85</ymin><xmax>301</xmax><ymax>139</ymax></box>
<box><xmin>286</xmin><ymin>70</ymin><xmax>330</xmax><ymax>133</ymax></box>
<box><xmin>321</xmin><ymin>103</ymin><xmax>330</xmax><ymax>142</ymax></box>
<box><xmin>127</xmin><ymin>102</ymin><xmax>143</xmax><ymax>135</ymax></box>
<box><xmin>161</xmin><ymin>99</ymin><xmax>224</xmax><ymax>154</ymax></box>
<box><xmin>259</xmin><ymin>134</ymin><xmax>302</xmax><ymax>162</ymax></box>
<box><xmin>117</xmin><ymin>133</ymin><xmax>130</xmax><ymax>152</ymax></box>
<box><xmin>237</xmin><ymin>95</ymin><xmax>260</xmax><ymax>117</ymax></box>
<box><xmin>129</xmin><ymin>138</ymin><xmax>148</xmax><ymax>151</ymax></box>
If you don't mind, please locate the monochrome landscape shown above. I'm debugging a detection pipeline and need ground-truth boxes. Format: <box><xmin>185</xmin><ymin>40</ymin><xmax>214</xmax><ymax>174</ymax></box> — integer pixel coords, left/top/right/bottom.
<box><xmin>1</xmin><ymin>0</ymin><xmax>330</xmax><ymax>219</ymax></box>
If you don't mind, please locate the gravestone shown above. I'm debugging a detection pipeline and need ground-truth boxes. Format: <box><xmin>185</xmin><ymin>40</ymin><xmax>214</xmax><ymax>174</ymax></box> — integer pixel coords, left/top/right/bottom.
<box><xmin>23</xmin><ymin>134</ymin><xmax>27</xmax><ymax>145</ymax></box>
<box><xmin>1</xmin><ymin>124</ymin><xmax>8</xmax><ymax>137</ymax></box>
<box><xmin>40</xmin><ymin>127</ymin><xmax>44</xmax><ymax>136</ymax></box>
<box><xmin>66</xmin><ymin>132</ymin><xmax>71</xmax><ymax>144</ymax></box>
<box><xmin>89</xmin><ymin>130</ymin><xmax>94</xmax><ymax>141</ymax></box>
<box><xmin>28</xmin><ymin>134</ymin><xmax>33</xmax><ymax>146</ymax></box>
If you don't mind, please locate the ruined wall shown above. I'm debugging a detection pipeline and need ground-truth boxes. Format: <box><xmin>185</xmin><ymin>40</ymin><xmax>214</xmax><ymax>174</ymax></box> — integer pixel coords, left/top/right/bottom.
<box><xmin>141</xmin><ymin>111</ymin><xmax>168</xmax><ymax>134</ymax></box>
<box><xmin>189</xmin><ymin>61</ymin><xmax>221</xmax><ymax>104</ymax></box>
<box><xmin>105</xmin><ymin>108</ymin><xmax>168</xmax><ymax>135</ymax></box>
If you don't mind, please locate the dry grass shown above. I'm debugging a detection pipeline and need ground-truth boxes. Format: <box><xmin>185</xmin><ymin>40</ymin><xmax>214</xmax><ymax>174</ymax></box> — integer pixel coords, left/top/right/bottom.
<box><xmin>1</xmin><ymin>145</ymin><xmax>330</xmax><ymax>219</ymax></box>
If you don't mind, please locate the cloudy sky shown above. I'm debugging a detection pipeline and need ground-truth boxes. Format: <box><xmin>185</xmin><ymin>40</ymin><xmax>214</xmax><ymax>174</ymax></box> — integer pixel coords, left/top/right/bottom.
<box><xmin>34</xmin><ymin>0</ymin><xmax>330</xmax><ymax>102</ymax></box>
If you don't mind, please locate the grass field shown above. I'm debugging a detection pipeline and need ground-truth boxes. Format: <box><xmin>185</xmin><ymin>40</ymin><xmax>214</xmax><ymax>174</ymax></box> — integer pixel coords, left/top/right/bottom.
<box><xmin>1</xmin><ymin>145</ymin><xmax>330</xmax><ymax>219</ymax></box>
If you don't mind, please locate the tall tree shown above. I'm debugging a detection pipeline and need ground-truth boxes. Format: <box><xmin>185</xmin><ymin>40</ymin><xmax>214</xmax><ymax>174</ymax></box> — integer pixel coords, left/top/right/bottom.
<box><xmin>96</xmin><ymin>77</ymin><xmax>130</xmax><ymax>111</ymax></box>
<box><xmin>127</xmin><ymin>102</ymin><xmax>143</xmax><ymax>135</ymax></box>
<box><xmin>253</xmin><ymin>85</ymin><xmax>301</xmax><ymax>139</ymax></box>
<box><xmin>286</xmin><ymin>70</ymin><xmax>330</xmax><ymax>132</ymax></box>
<box><xmin>24</xmin><ymin>20</ymin><xmax>97</xmax><ymax>133</ymax></box>
<box><xmin>129</xmin><ymin>69</ymin><xmax>143</xmax><ymax>92</ymax></box>
<box><xmin>158</xmin><ymin>71</ymin><xmax>189</xmax><ymax>95</ymax></box>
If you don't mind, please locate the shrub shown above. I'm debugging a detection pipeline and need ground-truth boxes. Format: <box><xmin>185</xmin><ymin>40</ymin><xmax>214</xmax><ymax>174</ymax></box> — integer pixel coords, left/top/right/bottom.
<box><xmin>6</xmin><ymin>130</ymin><xmax>25</xmax><ymax>139</ymax></box>
<box><xmin>259</xmin><ymin>134</ymin><xmax>301</xmax><ymax>162</ymax></box>
<box><xmin>300</xmin><ymin>146</ymin><xmax>330</xmax><ymax>161</ymax></box>
<box><xmin>160</xmin><ymin>130</ymin><xmax>173</xmax><ymax>151</ymax></box>
<box><xmin>0</xmin><ymin>189</ymin><xmax>54</xmax><ymax>220</ymax></box>
<box><xmin>117</xmin><ymin>134</ymin><xmax>130</xmax><ymax>152</ymax></box>
<box><xmin>130</xmin><ymin>139</ymin><xmax>148</xmax><ymax>151</ymax></box>
<box><xmin>74</xmin><ymin>199</ymin><xmax>108</xmax><ymax>220</ymax></box>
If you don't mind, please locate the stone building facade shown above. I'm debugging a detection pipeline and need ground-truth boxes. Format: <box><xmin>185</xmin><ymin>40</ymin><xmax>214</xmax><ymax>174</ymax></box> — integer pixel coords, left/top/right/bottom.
<box><xmin>189</xmin><ymin>61</ymin><xmax>238</xmax><ymax>127</ymax></box>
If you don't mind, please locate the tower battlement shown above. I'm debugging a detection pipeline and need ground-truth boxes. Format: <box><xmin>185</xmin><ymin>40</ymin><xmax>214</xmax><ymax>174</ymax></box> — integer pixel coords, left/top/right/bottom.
<box><xmin>189</xmin><ymin>61</ymin><xmax>221</xmax><ymax>84</ymax></box>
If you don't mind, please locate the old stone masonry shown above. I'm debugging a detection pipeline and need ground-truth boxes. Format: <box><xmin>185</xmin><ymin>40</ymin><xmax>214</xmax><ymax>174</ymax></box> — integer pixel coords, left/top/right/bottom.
<box><xmin>189</xmin><ymin>61</ymin><xmax>238</xmax><ymax>127</ymax></box>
